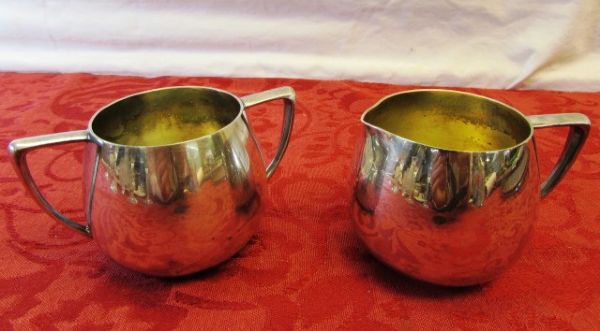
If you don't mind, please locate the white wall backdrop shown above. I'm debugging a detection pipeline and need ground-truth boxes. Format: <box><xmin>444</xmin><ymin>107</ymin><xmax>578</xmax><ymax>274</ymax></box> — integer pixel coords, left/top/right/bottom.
<box><xmin>1</xmin><ymin>0</ymin><xmax>599</xmax><ymax>91</ymax></box>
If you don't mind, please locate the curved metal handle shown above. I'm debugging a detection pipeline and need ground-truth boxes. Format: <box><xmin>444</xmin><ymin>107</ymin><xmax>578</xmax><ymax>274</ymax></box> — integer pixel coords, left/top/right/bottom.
<box><xmin>8</xmin><ymin>130</ymin><xmax>92</xmax><ymax>235</ymax></box>
<box><xmin>528</xmin><ymin>113</ymin><xmax>590</xmax><ymax>198</ymax></box>
<box><xmin>241</xmin><ymin>86</ymin><xmax>295</xmax><ymax>178</ymax></box>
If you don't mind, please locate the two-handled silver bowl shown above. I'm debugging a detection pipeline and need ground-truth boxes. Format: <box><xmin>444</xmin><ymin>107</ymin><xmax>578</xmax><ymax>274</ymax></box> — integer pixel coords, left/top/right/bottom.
<box><xmin>9</xmin><ymin>86</ymin><xmax>295</xmax><ymax>276</ymax></box>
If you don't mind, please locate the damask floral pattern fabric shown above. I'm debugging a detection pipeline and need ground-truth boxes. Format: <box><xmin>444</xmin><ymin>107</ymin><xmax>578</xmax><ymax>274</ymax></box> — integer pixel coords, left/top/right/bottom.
<box><xmin>0</xmin><ymin>73</ymin><xmax>599</xmax><ymax>330</ymax></box>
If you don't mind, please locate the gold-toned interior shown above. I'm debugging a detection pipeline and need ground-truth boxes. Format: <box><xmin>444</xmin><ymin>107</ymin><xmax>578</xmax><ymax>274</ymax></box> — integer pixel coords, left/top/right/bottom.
<box><xmin>92</xmin><ymin>88</ymin><xmax>240</xmax><ymax>146</ymax></box>
<box><xmin>363</xmin><ymin>90</ymin><xmax>532</xmax><ymax>152</ymax></box>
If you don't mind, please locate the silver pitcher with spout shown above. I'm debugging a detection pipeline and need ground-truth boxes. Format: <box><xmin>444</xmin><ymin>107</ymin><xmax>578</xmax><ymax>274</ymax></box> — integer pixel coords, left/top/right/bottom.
<box><xmin>352</xmin><ymin>89</ymin><xmax>590</xmax><ymax>286</ymax></box>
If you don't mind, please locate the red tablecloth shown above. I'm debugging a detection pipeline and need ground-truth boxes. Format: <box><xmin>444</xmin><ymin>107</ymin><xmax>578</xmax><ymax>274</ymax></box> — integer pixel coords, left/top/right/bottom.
<box><xmin>1</xmin><ymin>73</ymin><xmax>599</xmax><ymax>330</ymax></box>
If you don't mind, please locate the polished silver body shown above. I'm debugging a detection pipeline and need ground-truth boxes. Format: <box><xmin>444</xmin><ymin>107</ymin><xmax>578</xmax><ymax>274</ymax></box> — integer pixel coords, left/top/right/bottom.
<box><xmin>352</xmin><ymin>90</ymin><xmax>590</xmax><ymax>286</ymax></box>
<box><xmin>9</xmin><ymin>86</ymin><xmax>295</xmax><ymax>276</ymax></box>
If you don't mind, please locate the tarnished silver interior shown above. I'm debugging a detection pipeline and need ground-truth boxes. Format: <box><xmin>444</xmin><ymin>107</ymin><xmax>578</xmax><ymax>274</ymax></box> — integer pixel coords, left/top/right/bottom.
<box><xmin>92</xmin><ymin>87</ymin><xmax>241</xmax><ymax>145</ymax></box>
<box><xmin>363</xmin><ymin>90</ymin><xmax>532</xmax><ymax>150</ymax></box>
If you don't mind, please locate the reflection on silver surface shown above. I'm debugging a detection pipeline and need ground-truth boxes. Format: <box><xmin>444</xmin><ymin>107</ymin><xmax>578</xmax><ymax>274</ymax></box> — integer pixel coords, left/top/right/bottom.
<box><xmin>89</xmin><ymin>115</ymin><xmax>264</xmax><ymax>276</ymax></box>
<box><xmin>9</xmin><ymin>86</ymin><xmax>295</xmax><ymax>276</ymax></box>
<box><xmin>352</xmin><ymin>89</ymin><xmax>590</xmax><ymax>286</ymax></box>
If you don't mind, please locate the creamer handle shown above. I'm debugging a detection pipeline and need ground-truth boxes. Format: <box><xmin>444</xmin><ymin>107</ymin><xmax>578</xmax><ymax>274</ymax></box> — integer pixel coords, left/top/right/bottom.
<box><xmin>527</xmin><ymin>113</ymin><xmax>590</xmax><ymax>198</ymax></box>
